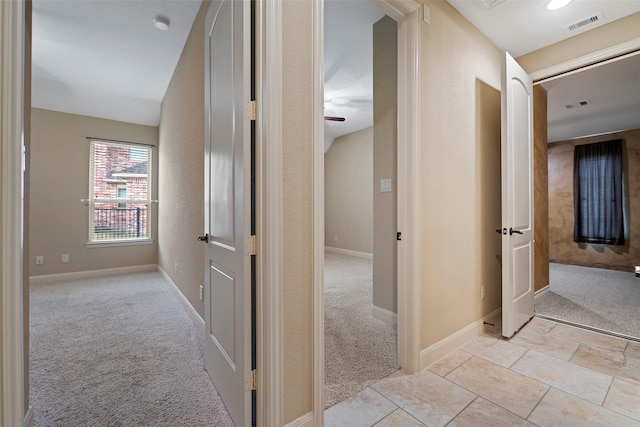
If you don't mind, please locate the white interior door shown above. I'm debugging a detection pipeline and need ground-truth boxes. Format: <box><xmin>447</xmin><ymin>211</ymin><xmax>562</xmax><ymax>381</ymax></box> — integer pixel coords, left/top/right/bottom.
<box><xmin>203</xmin><ymin>0</ymin><xmax>252</xmax><ymax>425</ymax></box>
<box><xmin>501</xmin><ymin>51</ymin><xmax>535</xmax><ymax>338</ymax></box>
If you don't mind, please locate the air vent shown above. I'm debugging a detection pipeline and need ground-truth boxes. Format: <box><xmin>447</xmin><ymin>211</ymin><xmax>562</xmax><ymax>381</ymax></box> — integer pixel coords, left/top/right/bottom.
<box><xmin>474</xmin><ymin>0</ymin><xmax>506</xmax><ymax>10</ymax></box>
<box><xmin>563</xmin><ymin>12</ymin><xmax>604</xmax><ymax>33</ymax></box>
<box><xmin>565</xmin><ymin>100</ymin><xmax>591</xmax><ymax>109</ymax></box>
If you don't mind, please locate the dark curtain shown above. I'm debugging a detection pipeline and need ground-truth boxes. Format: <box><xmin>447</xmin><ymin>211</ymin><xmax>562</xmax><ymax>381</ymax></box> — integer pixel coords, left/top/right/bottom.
<box><xmin>573</xmin><ymin>139</ymin><xmax>624</xmax><ymax>245</ymax></box>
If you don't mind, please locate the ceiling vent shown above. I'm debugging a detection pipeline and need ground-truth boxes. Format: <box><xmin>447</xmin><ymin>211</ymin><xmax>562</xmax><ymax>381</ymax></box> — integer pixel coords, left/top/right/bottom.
<box><xmin>565</xmin><ymin>100</ymin><xmax>591</xmax><ymax>109</ymax></box>
<box><xmin>474</xmin><ymin>0</ymin><xmax>507</xmax><ymax>10</ymax></box>
<box><xmin>563</xmin><ymin>12</ymin><xmax>604</xmax><ymax>33</ymax></box>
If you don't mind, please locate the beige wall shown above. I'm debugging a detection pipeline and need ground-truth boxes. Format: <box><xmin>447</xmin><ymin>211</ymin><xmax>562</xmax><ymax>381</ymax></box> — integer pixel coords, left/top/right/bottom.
<box><xmin>324</xmin><ymin>127</ymin><xmax>373</xmax><ymax>254</ymax></box>
<box><xmin>158</xmin><ymin>0</ymin><xmax>209</xmax><ymax>317</ymax></box>
<box><xmin>282</xmin><ymin>1</ymin><xmax>314</xmax><ymax>421</ymax></box>
<box><xmin>548</xmin><ymin>129</ymin><xmax>640</xmax><ymax>271</ymax></box>
<box><xmin>476</xmin><ymin>80</ymin><xmax>503</xmax><ymax>318</ymax></box>
<box><xmin>373</xmin><ymin>16</ymin><xmax>397</xmax><ymax>314</ymax></box>
<box><xmin>29</xmin><ymin>108</ymin><xmax>158</xmax><ymax>277</ymax></box>
<box><xmin>517</xmin><ymin>12</ymin><xmax>640</xmax><ymax>74</ymax></box>
<box><xmin>419</xmin><ymin>1</ymin><xmax>503</xmax><ymax>349</ymax></box>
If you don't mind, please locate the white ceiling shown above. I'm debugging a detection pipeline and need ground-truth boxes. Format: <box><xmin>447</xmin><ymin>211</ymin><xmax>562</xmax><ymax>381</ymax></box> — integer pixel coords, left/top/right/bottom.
<box><xmin>446</xmin><ymin>0</ymin><xmax>640</xmax><ymax>58</ymax></box>
<box><xmin>32</xmin><ymin>0</ymin><xmax>202</xmax><ymax>126</ymax></box>
<box><xmin>324</xmin><ymin>0</ymin><xmax>384</xmax><ymax>150</ymax></box>
<box><xmin>32</xmin><ymin>0</ymin><xmax>640</xmax><ymax>145</ymax></box>
<box><xmin>541</xmin><ymin>53</ymin><xmax>640</xmax><ymax>143</ymax></box>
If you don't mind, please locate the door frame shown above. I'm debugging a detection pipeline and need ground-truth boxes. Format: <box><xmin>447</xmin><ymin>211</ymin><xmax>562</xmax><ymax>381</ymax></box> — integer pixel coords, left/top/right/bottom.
<box><xmin>313</xmin><ymin>0</ymin><xmax>423</xmax><ymax>422</ymax></box>
<box><xmin>1</xmin><ymin>1</ymin><xmax>27</xmax><ymax>426</ymax></box>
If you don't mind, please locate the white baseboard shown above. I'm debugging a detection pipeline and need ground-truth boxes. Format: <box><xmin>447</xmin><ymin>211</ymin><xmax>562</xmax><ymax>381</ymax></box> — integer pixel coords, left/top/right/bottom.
<box><xmin>157</xmin><ymin>266</ymin><xmax>205</xmax><ymax>334</ymax></box>
<box><xmin>284</xmin><ymin>411</ymin><xmax>314</xmax><ymax>427</ymax></box>
<box><xmin>324</xmin><ymin>246</ymin><xmax>373</xmax><ymax>260</ymax></box>
<box><xmin>29</xmin><ymin>264</ymin><xmax>157</xmax><ymax>285</ymax></box>
<box><xmin>535</xmin><ymin>285</ymin><xmax>550</xmax><ymax>299</ymax></box>
<box><xmin>23</xmin><ymin>406</ymin><xmax>34</xmax><ymax>427</ymax></box>
<box><xmin>419</xmin><ymin>308</ymin><xmax>502</xmax><ymax>369</ymax></box>
<box><xmin>372</xmin><ymin>304</ymin><xmax>397</xmax><ymax>326</ymax></box>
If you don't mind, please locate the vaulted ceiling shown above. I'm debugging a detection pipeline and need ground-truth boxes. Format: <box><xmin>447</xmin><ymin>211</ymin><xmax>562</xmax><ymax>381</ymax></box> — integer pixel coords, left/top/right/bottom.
<box><xmin>32</xmin><ymin>1</ymin><xmax>640</xmax><ymax>144</ymax></box>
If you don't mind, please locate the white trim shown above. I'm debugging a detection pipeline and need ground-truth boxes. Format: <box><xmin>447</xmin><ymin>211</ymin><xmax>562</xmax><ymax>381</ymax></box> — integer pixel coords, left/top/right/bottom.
<box><xmin>157</xmin><ymin>266</ymin><xmax>204</xmax><ymax>334</ymax></box>
<box><xmin>256</xmin><ymin>0</ymin><xmax>284</xmax><ymax>425</ymax></box>
<box><xmin>372</xmin><ymin>304</ymin><xmax>398</xmax><ymax>326</ymax></box>
<box><xmin>419</xmin><ymin>308</ymin><xmax>502</xmax><ymax>369</ymax></box>
<box><xmin>369</xmin><ymin>0</ymin><xmax>420</xmax><ymax>22</ymax></box>
<box><xmin>395</xmin><ymin>2</ymin><xmax>422</xmax><ymax>374</ymax></box>
<box><xmin>86</xmin><ymin>238</ymin><xmax>154</xmax><ymax>248</ymax></box>
<box><xmin>324</xmin><ymin>246</ymin><xmax>372</xmax><ymax>260</ymax></box>
<box><xmin>529</xmin><ymin>37</ymin><xmax>640</xmax><ymax>82</ymax></box>
<box><xmin>29</xmin><ymin>264</ymin><xmax>157</xmax><ymax>285</ymax></box>
<box><xmin>22</xmin><ymin>406</ymin><xmax>34</xmax><ymax>427</ymax></box>
<box><xmin>1</xmin><ymin>1</ymin><xmax>26</xmax><ymax>425</ymax></box>
<box><xmin>534</xmin><ymin>284</ymin><xmax>550</xmax><ymax>300</ymax></box>
<box><xmin>312</xmin><ymin>1</ymin><xmax>325</xmax><ymax>425</ymax></box>
<box><xmin>284</xmin><ymin>412</ymin><xmax>314</xmax><ymax>427</ymax></box>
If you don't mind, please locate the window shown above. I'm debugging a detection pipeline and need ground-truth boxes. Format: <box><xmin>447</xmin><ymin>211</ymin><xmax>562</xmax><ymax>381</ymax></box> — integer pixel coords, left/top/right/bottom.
<box><xmin>116</xmin><ymin>185</ymin><xmax>127</xmax><ymax>209</ymax></box>
<box><xmin>89</xmin><ymin>140</ymin><xmax>152</xmax><ymax>244</ymax></box>
<box><xmin>573</xmin><ymin>139</ymin><xmax>624</xmax><ymax>245</ymax></box>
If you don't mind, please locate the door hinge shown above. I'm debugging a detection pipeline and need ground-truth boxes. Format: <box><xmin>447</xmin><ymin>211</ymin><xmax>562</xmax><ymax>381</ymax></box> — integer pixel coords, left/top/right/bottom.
<box><xmin>250</xmin><ymin>100</ymin><xmax>257</xmax><ymax>121</ymax></box>
<box><xmin>251</xmin><ymin>369</ymin><xmax>257</xmax><ymax>390</ymax></box>
<box><xmin>249</xmin><ymin>235</ymin><xmax>257</xmax><ymax>256</ymax></box>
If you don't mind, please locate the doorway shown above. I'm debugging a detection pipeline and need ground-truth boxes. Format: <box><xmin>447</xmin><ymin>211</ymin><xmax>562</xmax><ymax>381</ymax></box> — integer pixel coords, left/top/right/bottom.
<box><xmin>323</xmin><ymin>2</ymin><xmax>399</xmax><ymax>408</ymax></box>
<box><xmin>534</xmin><ymin>52</ymin><xmax>640</xmax><ymax>340</ymax></box>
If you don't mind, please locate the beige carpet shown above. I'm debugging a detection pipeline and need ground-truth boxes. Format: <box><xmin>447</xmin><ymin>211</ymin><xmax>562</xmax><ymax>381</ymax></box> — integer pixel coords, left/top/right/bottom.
<box><xmin>536</xmin><ymin>263</ymin><xmax>640</xmax><ymax>340</ymax></box>
<box><xmin>29</xmin><ymin>272</ymin><xmax>234</xmax><ymax>427</ymax></box>
<box><xmin>324</xmin><ymin>251</ymin><xmax>399</xmax><ymax>408</ymax></box>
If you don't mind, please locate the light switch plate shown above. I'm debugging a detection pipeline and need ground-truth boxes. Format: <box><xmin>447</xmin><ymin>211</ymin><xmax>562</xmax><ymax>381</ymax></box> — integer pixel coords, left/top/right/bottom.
<box><xmin>380</xmin><ymin>179</ymin><xmax>392</xmax><ymax>193</ymax></box>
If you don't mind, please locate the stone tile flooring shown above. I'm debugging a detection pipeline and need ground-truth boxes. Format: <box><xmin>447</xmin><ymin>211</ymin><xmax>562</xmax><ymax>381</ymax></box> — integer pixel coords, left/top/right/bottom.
<box><xmin>324</xmin><ymin>318</ymin><xmax>640</xmax><ymax>426</ymax></box>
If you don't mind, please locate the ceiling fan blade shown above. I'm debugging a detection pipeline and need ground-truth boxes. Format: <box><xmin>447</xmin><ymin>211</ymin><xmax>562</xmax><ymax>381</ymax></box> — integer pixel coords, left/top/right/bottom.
<box><xmin>324</xmin><ymin>116</ymin><xmax>345</xmax><ymax>122</ymax></box>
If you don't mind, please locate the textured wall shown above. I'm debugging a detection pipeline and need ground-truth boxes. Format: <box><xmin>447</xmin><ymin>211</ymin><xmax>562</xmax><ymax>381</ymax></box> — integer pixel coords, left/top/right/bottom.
<box><xmin>476</xmin><ymin>80</ymin><xmax>502</xmax><ymax>318</ymax></box>
<box><xmin>282</xmin><ymin>1</ymin><xmax>314</xmax><ymax>422</ymax></box>
<box><xmin>419</xmin><ymin>1</ymin><xmax>502</xmax><ymax>349</ymax></box>
<box><xmin>324</xmin><ymin>127</ymin><xmax>373</xmax><ymax>254</ymax></box>
<box><xmin>158</xmin><ymin>0</ymin><xmax>209</xmax><ymax>317</ymax></box>
<box><xmin>533</xmin><ymin>85</ymin><xmax>549</xmax><ymax>291</ymax></box>
<box><xmin>373</xmin><ymin>16</ymin><xmax>397</xmax><ymax>314</ymax></box>
<box><xmin>30</xmin><ymin>109</ymin><xmax>158</xmax><ymax>277</ymax></box>
<box><xmin>548</xmin><ymin>129</ymin><xmax>640</xmax><ymax>271</ymax></box>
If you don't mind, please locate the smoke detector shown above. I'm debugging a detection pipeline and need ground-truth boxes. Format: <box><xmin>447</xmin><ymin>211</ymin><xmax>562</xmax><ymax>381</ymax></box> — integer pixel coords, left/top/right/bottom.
<box><xmin>474</xmin><ymin>0</ymin><xmax>507</xmax><ymax>11</ymax></box>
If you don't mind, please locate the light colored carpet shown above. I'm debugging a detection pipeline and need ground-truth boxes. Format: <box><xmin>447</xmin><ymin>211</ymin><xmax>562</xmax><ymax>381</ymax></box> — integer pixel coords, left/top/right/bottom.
<box><xmin>324</xmin><ymin>252</ymin><xmax>399</xmax><ymax>409</ymax></box>
<box><xmin>535</xmin><ymin>263</ymin><xmax>640</xmax><ymax>340</ymax></box>
<box><xmin>29</xmin><ymin>272</ymin><xmax>234</xmax><ymax>427</ymax></box>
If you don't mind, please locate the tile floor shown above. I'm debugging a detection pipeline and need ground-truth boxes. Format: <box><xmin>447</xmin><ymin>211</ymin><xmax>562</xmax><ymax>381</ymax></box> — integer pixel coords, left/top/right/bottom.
<box><xmin>324</xmin><ymin>318</ymin><xmax>640</xmax><ymax>426</ymax></box>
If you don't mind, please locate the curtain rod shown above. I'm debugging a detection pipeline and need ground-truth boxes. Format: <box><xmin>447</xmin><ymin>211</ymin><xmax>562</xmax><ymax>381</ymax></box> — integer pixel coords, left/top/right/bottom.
<box><xmin>85</xmin><ymin>136</ymin><xmax>156</xmax><ymax>147</ymax></box>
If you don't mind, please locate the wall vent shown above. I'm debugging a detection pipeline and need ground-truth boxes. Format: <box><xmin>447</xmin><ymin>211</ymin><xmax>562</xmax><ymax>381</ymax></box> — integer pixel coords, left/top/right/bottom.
<box><xmin>563</xmin><ymin>12</ymin><xmax>604</xmax><ymax>33</ymax></box>
<box><xmin>474</xmin><ymin>0</ymin><xmax>507</xmax><ymax>11</ymax></box>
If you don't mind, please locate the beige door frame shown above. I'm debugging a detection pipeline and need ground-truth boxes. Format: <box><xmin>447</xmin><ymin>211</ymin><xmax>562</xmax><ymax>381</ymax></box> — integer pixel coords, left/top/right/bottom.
<box><xmin>1</xmin><ymin>1</ymin><xmax>27</xmax><ymax>426</ymax></box>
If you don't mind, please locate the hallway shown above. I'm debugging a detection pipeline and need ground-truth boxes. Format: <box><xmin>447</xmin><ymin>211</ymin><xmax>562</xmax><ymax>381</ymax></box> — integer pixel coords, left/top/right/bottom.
<box><xmin>325</xmin><ymin>318</ymin><xmax>640</xmax><ymax>426</ymax></box>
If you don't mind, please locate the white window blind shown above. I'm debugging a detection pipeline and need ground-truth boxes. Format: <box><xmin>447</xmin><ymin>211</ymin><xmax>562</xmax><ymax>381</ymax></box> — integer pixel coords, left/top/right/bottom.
<box><xmin>88</xmin><ymin>140</ymin><xmax>152</xmax><ymax>243</ymax></box>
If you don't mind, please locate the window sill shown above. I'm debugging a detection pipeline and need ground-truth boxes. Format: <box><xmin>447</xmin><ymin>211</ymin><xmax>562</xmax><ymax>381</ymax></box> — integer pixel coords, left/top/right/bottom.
<box><xmin>86</xmin><ymin>239</ymin><xmax>154</xmax><ymax>248</ymax></box>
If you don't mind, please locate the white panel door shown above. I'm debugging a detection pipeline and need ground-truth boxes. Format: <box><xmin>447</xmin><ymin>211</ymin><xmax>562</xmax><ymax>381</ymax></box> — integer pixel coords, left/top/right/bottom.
<box><xmin>203</xmin><ymin>0</ymin><xmax>252</xmax><ymax>425</ymax></box>
<box><xmin>501</xmin><ymin>51</ymin><xmax>535</xmax><ymax>338</ymax></box>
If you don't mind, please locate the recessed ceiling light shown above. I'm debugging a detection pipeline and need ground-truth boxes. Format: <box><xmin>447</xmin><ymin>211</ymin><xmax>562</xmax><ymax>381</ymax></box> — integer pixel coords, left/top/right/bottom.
<box><xmin>547</xmin><ymin>0</ymin><xmax>573</xmax><ymax>11</ymax></box>
<box><xmin>153</xmin><ymin>16</ymin><xmax>170</xmax><ymax>31</ymax></box>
